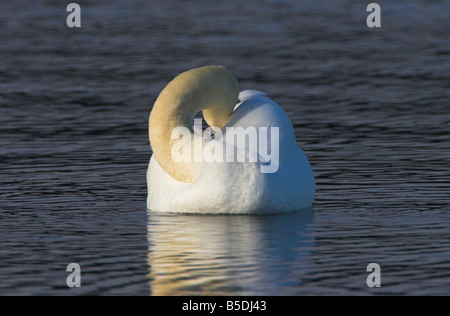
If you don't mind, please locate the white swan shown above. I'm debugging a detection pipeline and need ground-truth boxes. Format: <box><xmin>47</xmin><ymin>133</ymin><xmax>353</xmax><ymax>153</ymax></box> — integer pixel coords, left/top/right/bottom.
<box><xmin>147</xmin><ymin>65</ymin><xmax>315</xmax><ymax>214</ymax></box>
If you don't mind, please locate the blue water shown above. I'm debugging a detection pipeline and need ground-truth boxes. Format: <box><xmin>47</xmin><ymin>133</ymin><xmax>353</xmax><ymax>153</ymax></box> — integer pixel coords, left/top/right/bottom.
<box><xmin>0</xmin><ymin>0</ymin><xmax>449</xmax><ymax>295</ymax></box>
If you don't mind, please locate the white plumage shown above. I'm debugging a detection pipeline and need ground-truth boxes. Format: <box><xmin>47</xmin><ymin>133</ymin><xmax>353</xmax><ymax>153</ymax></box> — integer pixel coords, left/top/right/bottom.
<box><xmin>147</xmin><ymin>71</ymin><xmax>315</xmax><ymax>214</ymax></box>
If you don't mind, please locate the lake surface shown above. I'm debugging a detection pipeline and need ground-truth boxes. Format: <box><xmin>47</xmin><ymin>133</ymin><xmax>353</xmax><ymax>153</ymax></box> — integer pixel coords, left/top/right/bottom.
<box><xmin>0</xmin><ymin>0</ymin><xmax>449</xmax><ymax>295</ymax></box>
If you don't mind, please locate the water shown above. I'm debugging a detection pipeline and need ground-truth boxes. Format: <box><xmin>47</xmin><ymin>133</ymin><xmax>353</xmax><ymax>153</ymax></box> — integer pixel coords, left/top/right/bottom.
<box><xmin>0</xmin><ymin>0</ymin><xmax>449</xmax><ymax>295</ymax></box>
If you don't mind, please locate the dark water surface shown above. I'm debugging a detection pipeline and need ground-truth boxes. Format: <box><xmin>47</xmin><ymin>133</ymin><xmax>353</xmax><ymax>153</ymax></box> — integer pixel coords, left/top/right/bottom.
<box><xmin>1</xmin><ymin>0</ymin><xmax>449</xmax><ymax>295</ymax></box>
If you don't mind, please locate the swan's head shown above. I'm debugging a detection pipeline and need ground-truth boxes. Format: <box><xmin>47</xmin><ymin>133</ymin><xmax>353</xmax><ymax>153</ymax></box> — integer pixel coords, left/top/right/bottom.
<box><xmin>198</xmin><ymin>66</ymin><xmax>239</xmax><ymax>129</ymax></box>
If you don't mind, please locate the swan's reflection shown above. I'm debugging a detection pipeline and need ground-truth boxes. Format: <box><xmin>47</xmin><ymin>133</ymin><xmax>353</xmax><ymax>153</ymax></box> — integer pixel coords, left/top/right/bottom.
<box><xmin>147</xmin><ymin>210</ymin><xmax>315</xmax><ymax>295</ymax></box>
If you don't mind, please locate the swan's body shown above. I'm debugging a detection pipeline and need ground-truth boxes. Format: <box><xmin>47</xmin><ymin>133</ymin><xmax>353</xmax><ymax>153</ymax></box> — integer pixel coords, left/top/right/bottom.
<box><xmin>147</xmin><ymin>66</ymin><xmax>315</xmax><ymax>214</ymax></box>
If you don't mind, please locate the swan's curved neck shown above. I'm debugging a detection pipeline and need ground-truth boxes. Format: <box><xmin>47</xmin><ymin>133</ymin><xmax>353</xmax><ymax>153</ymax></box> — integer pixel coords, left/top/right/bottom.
<box><xmin>149</xmin><ymin>66</ymin><xmax>239</xmax><ymax>183</ymax></box>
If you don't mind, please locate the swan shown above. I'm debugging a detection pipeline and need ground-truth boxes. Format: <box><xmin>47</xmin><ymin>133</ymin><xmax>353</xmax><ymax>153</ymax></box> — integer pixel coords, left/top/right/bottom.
<box><xmin>147</xmin><ymin>65</ymin><xmax>315</xmax><ymax>214</ymax></box>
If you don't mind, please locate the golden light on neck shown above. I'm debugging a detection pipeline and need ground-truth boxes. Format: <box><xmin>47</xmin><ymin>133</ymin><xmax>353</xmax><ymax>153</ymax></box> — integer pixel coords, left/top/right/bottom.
<box><xmin>149</xmin><ymin>65</ymin><xmax>239</xmax><ymax>183</ymax></box>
